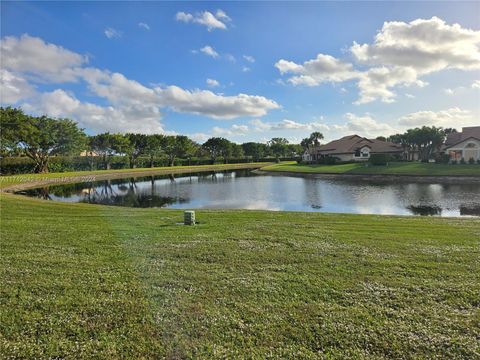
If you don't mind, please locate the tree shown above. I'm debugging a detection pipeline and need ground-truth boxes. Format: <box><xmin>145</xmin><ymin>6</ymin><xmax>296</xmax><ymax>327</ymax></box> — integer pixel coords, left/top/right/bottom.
<box><xmin>241</xmin><ymin>142</ymin><xmax>266</xmax><ymax>161</ymax></box>
<box><xmin>309</xmin><ymin>132</ymin><xmax>324</xmax><ymax>146</ymax></box>
<box><xmin>231</xmin><ymin>143</ymin><xmax>244</xmax><ymax>159</ymax></box>
<box><xmin>301</xmin><ymin>132</ymin><xmax>324</xmax><ymax>152</ymax></box>
<box><xmin>1</xmin><ymin>108</ymin><xmax>86</xmax><ymax>173</ymax></box>
<box><xmin>163</xmin><ymin>135</ymin><xmax>196</xmax><ymax>166</ymax></box>
<box><xmin>300</xmin><ymin>137</ymin><xmax>313</xmax><ymax>151</ymax></box>
<box><xmin>376</xmin><ymin>136</ymin><xmax>387</xmax><ymax>142</ymax></box>
<box><xmin>411</xmin><ymin>126</ymin><xmax>446</xmax><ymax>162</ymax></box>
<box><xmin>145</xmin><ymin>134</ymin><xmax>165</xmax><ymax>168</ymax></box>
<box><xmin>202</xmin><ymin>137</ymin><xmax>231</xmax><ymax>164</ymax></box>
<box><xmin>125</xmin><ymin>133</ymin><xmax>148</xmax><ymax>168</ymax></box>
<box><xmin>89</xmin><ymin>133</ymin><xmax>130</xmax><ymax>170</ymax></box>
<box><xmin>0</xmin><ymin>107</ymin><xmax>25</xmax><ymax>156</ymax></box>
<box><xmin>267</xmin><ymin>137</ymin><xmax>289</xmax><ymax>162</ymax></box>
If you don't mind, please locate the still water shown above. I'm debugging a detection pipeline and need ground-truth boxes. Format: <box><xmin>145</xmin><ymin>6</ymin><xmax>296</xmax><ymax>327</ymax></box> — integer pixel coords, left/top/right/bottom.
<box><xmin>18</xmin><ymin>170</ymin><xmax>480</xmax><ymax>216</ymax></box>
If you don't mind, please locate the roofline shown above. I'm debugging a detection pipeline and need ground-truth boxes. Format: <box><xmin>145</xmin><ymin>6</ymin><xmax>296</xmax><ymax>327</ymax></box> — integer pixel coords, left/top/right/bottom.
<box><xmin>444</xmin><ymin>136</ymin><xmax>480</xmax><ymax>149</ymax></box>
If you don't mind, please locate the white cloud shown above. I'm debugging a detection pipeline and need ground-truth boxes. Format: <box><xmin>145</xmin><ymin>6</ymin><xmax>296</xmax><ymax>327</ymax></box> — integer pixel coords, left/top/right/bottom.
<box><xmin>351</xmin><ymin>17</ymin><xmax>480</xmax><ymax>74</ymax></box>
<box><xmin>242</xmin><ymin>66</ymin><xmax>251</xmax><ymax>72</ymax></box>
<box><xmin>156</xmin><ymin>86</ymin><xmax>279</xmax><ymax>119</ymax></box>
<box><xmin>472</xmin><ymin>80</ymin><xmax>480</xmax><ymax>89</ymax></box>
<box><xmin>215</xmin><ymin>10</ymin><xmax>231</xmax><ymax>22</ymax></box>
<box><xmin>206</xmin><ymin>78</ymin><xmax>220</xmax><ymax>87</ymax></box>
<box><xmin>276</xmin><ymin>17</ymin><xmax>480</xmax><ymax>104</ymax></box>
<box><xmin>333</xmin><ymin>113</ymin><xmax>399</xmax><ymax>138</ymax></box>
<box><xmin>275</xmin><ymin>54</ymin><xmax>358</xmax><ymax>86</ymax></box>
<box><xmin>250</xmin><ymin>119</ymin><xmax>329</xmax><ymax>132</ymax></box>
<box><xmin>104</xmin><ymin>27</ymin><xmax>122</xmax><ymax>39</ymax></box>
<box><xmin>243</xmin><ymin>55</ymin><xmax>255</xmax><ymax>63</ymax></box>
<box><xmin>1</xmin><ymin>34</ymin><xmax>87</xmax><ymax>82</ymax></box>
<box><xmin>405</xmin><ymin>93</ymin><xmax>415</xmax><ymax>99</ymax></box>
<box><xmin>398</xmin><ymin>107</ymin><xmax>476</xmax><ymax>127</ymax></box>
<box><xmin>175</xmin><ymin>10</ymin><xmax>230</xmax><ymax>31</ymax></box>
<box><xmin>1</xmin><ymin>34</ymin><xmax>281</xmax><ymax>132</ymax></box>
<box><xmin>212</xmin><ymin>124</ymin><xmax>249</xmax><ymax>137</ymax></box>
<box><xmin>0</xmin><ymin>69</ymin><xmax>36</xmax><ymax>103</ymax></box>
<box><xmin>138</xmin><ymin>22</ymin><xmax>150</xmax><ymax>30</ymax></box>
<box><xmin>23</xmin><ymin>89</ymin><xmax>165</xmax><ymax>134</ymax></box>
<box><xmin>199</xmin><ymin>45</ymin><xmax>219</xmax><ymax>58</ymax></box>
<box><xmin>444</xmin><ymin>88</ymin><xmax>454</xmax><ymax>95</ymax></box>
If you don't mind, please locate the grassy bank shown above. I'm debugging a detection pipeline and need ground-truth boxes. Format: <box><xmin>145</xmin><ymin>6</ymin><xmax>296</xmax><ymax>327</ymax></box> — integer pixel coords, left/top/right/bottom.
<box><xmin>0</xmin><ymin>162</ymin><xmax>271</xmax><ymax>191</ymax></box>
<box><xmin>1</xmin><ymin>191</ymin><xmax>479</xmax><ymax>358</ymax></box>
<box><xmin>262</xmin><ymin>162</ymin><xmax>480</xmax><ymax>176</ymax></box>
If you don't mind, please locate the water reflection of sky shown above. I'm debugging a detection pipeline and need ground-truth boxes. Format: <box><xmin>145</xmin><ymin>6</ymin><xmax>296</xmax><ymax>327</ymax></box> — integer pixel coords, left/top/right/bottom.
<box><xmin>19</xmin><ymin>170</ymin><xmax>480</xmax><ymax>217</ymax></box>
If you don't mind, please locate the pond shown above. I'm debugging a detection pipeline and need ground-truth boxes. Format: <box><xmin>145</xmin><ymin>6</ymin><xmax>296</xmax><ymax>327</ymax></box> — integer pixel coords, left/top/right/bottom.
<box><xmin>17</xmin><ymin>169</ymin><xmax>480</xmax><ymax>216</ymax></box>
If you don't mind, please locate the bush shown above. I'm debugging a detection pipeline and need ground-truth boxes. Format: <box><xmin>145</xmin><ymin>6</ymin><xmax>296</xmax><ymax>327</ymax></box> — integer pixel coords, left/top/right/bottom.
<box><xmin>435</xmin><ymin>153</ymin><xmax>450</xmax><ymax>164</ymax></box>
<box><xmin>477</xmin><ymin>159</ymin><xmax>480</xmax><ymax>165</ymax></box>
<box><xmin>316</xmin><ymin>156</ymin><xmax>338</xmax><ymax>165</ymax></box>
<box><xmin>369</xmin><ymin>153</ymin><xmax>391</xmax><ymax>166</ymax></box>
<box><xmin>468</xmin><ymin>157</ymin><xmax>475</xmax><ymax>164</ymax></box>
<box><xmin>460</xmin><ymin>158</ymin><xmax>466</xmax><ymax>165</ymax></box>
<box><xmin>451</xmin><ymin>159</ymin><xmax>458</xmax><ymax>165</ymax></box>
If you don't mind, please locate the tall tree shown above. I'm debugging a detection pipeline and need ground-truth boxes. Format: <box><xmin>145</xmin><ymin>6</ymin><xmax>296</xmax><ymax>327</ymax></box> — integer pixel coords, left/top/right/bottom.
<box><xmin>89</xmin><ymin>133</ymin><xmax>130</xmax><ymax>170</ymax></box>
<box><xmin>125</xmin><ymin>133</ymin><xmax>148</xmax><ymax>168</ymax></box>
<box><xmin>308</xmin><ymin>132</ymin><xmax>324</xmax><ymax>146</ymax></box>
<box><xmin>1</xmin><ymin>108</ymin><xmax>85</xmax><ymax>173</ymax></box>
<box><xmin>163</xmin><ymin>135</ymin><xmax>196</xmax><ymax>166</ymax></box>
<box><xmin>241</xmin><ymin>142</ymin><xmax>266</xmax><ymax>161</ymax></box>
<box><xmin>202</xmin><ymin>137</ymin><xmax>231</xmax><ymax>164</ymax></box>
<box><xmin>267</xmin><ymin>137</ymin><xmax>289</xmax><ymax>162</ymax></box>
<box><xmin>145</xmin><ymin>134</ymin><xmax>165</xmax><ymax>168</ymax></box>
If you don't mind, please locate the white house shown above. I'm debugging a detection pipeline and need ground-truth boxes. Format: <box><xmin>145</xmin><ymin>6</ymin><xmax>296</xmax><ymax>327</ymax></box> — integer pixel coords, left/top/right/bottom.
<box><xmin>443</xmin><ymin>126</ymin><xmax>480</xmax><ymax>162</ymax></box>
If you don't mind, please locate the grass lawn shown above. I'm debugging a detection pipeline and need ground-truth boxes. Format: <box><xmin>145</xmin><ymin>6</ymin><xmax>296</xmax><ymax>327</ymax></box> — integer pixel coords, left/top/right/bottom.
<box><xmin>1</xmin><ymin>189</ymin><xmax>479</xmax><ymax>358</ymax></box>
<box><xmin>262</xmin><ymin>161</ymin><xmax>480</xmax><ymax>176</ymax></box>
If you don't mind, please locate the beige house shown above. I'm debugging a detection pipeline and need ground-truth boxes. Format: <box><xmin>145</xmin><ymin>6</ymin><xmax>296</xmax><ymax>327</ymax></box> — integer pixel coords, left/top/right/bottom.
<box><xmin>443</xmin><ymin>126</ymin><xmax>480</xmax><ymax>162</ymax></box>
<box><xmin>303</xmin><ymin>135</ymin><xmax>404</xmax><ymax>162</ymax></box>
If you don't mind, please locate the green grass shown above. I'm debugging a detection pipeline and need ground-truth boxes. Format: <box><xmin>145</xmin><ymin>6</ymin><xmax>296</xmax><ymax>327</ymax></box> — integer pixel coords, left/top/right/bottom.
<box><xmin>0</xmin><ymin>162</ymin><xmax>271</xmax><ymax>190</ymax></box>
<box><xmin>262</xmin><ymin>161</ymin><xmax>480</xmax><ymax>176</ymax></box>
<box><xmin>1</xmin><ymin>192</ymin><xmax>479</xmax><ymax>358</ymax></box>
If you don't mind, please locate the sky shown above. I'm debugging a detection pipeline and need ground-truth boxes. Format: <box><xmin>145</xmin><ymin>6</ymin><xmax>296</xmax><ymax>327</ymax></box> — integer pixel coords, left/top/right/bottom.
<box><xmin>1</xmin><ymin>1</ymin><xmax>479</xmax><ymax>143</ymax></box>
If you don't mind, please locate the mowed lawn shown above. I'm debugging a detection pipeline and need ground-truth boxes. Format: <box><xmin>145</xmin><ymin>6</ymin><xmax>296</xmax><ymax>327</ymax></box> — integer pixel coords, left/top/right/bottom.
<box><xmin>1</xmin><ymin>193</ymin><xmax>479</xmax><ymax>359</ymax></box>
<box><xmin>262</xmin><ymin>162</ymin><xmax>480</xmax><ymax>176</ymax></box>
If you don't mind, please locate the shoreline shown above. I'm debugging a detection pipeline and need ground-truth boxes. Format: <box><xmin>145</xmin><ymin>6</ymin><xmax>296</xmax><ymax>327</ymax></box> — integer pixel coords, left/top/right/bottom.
<box><xmin>254</xmin><ymin>169</ymin><xmax>480</xmax><ymax>183</ymax></box>
<box><xmin>0</xmin><ymin>163</ymin><xmax>271</xmax><ymax>193</ymax></box>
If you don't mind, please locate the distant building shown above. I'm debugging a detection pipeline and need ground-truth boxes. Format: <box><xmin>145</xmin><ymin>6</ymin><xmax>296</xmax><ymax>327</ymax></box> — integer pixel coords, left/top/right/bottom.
<box><xmin>303</xmin><ymin>135</ymin><xmax>404</xmax><ymax>162</ymax></box>
<box><xmin>79</xmin><ymin>150</ymin><xmax>101</xmax><ymax>157</ymax></box>
<box><xmin>442</xmin><ymin>126</ymin><xmax>480</xmax><ymax>162</ymax></box>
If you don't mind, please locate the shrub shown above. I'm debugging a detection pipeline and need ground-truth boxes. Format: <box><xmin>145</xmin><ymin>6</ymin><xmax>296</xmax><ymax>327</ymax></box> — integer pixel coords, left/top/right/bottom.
<box><xmin>434</xmin><ymin>153</ymin><xmax>450</xmax><ymax>164</ymax></box>
<box><xmin>451</xmin><ymin>159</ymin><xmax>457</xmax><ymax>165</ymax></box>
<box><xmin>468</xmin><ymin>157</ymin><xmax>475</xmax><ymax>164</ymax></box>
<box><xmin>369</xmin><ymin>153</ymin><xmax>391</xmax><ymax>166</ymax></box>
<box><xmin>477</xmin><ymin>159</ymin><xmax>480</xmax><ymax>165</ymax></box>
<box><xmin>316</xmin><ymin>156</ymin><xmax>338</xmax><ymax>165</ymax></box>
<box><xmin>460</xmin><ymin>158</ymin><xmax>466</xmax><ymax>165</ymax></box>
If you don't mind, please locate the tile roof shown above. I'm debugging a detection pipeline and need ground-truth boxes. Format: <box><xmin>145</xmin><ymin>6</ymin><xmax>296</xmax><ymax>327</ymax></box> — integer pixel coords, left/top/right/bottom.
<box><xmin>314</xmin><ymin>135</ymin><xmax>403</xmax><ymax>154</ymax></box>
<box><xmin>444</xmin><ymin>126</ymin><xmax>480</xmax><ymax>148</ymax></box>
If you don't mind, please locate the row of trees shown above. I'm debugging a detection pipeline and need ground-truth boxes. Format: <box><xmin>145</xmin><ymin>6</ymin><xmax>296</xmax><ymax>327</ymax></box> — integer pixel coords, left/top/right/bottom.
<box><xmin>386</xmin><ymin>127</ymin><xmax>455</xmax><ymax>162</ymax></box>
<box><xmin>1</xmin><ymin>107</ymin><xmax>303</xmax><ymax>173</ymax></box>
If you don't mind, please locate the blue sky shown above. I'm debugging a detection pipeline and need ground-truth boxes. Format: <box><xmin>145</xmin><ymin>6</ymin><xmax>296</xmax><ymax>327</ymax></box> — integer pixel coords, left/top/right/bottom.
<box><xmin>1</xmin><ymin>1</ymin><xmax>479</xmax><ymax>143</ymax></box>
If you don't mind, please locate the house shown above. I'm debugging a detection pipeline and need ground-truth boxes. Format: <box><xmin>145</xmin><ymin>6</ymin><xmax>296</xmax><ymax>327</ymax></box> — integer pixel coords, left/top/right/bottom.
<box><xmin>443</xmin><ymin>126</ymin><xmax>480</xmax><ymax>162</ymax></box>
<box><xmin>303</xmin><ymin>135</ymin><xmax>404</xmax><ymax>162</ymax></box>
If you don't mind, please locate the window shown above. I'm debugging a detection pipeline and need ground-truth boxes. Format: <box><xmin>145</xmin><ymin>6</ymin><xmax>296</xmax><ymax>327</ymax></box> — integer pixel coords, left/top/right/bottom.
<box><xmin>465</xmin><ymin>143</ymin><xmax>477</xmax><ymax>148</ymax></box>
<box><xmin>355</xmin><ymin>149</ymin><xmax>360</xmax><ymax>157</ymax></box>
